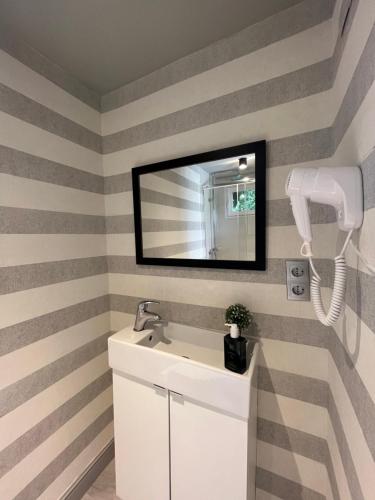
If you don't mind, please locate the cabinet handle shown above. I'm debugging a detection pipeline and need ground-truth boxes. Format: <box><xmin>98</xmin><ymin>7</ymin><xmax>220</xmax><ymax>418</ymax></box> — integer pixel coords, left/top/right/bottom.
<box><xmin>170</xmin><ymin>390</ymin><xmax>184</xmax><ymax>403</ymax></box>
<box><xmin>153</xmin><ymin>384</ymin><xmax>167</xmax><ymax>395</ymax></box>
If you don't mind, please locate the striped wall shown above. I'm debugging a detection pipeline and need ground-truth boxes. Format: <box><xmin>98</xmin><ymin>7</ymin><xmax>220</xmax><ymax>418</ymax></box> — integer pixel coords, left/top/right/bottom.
<box><xmin>0</xmin><ymin>33</ymin><xmax>112</xmax><ymax>500</ymax></box>
<box><xmin>139</xmin><ymin>167</ymin><xmax>206</xmax><ymax>258</ymax></box>
<box><xmin>101</xmin><ymin>1</ymin><xmax>375</xmax><ymax>499</ymax></box>
<box><xmin>0</xmin><ymin>0</ymin><xmax>374</xmax><ymax>499</ymax></box>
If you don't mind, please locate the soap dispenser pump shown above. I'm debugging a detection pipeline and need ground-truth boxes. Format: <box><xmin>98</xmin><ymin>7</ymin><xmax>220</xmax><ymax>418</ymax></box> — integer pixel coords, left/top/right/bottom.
<box><xmin>224</xmin><ymin>323</ymin><xmax>247</xmax><ymax>374</ymax></box>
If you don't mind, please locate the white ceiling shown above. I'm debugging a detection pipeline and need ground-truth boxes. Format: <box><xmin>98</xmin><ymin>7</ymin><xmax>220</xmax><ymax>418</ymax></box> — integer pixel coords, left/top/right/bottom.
<box><xmin>0</xmin><ymin>0</ymin><xmax>300</xmax><ymax>94</ymax></box>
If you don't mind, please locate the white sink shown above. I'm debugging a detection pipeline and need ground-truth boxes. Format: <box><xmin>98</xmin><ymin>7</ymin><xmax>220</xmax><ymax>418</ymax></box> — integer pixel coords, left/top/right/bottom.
<box><xmin>108</xmin><ymin>321</ymin><xmax>258</xmax><ymax>419</ymax></box>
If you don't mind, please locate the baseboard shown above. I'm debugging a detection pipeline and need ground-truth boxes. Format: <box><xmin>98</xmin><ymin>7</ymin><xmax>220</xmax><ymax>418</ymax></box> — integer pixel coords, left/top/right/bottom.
<box><xmin>62</xmin><ymin>439</ymin><xmax>115</xmax><ymax>500</ymax></box>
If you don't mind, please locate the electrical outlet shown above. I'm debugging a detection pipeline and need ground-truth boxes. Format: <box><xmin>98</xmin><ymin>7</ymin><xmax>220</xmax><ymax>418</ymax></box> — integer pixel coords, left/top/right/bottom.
<box><xmin>286</xmin><ymin>260</ymin><xmax>310</xmax><ymax>301</ymax></box>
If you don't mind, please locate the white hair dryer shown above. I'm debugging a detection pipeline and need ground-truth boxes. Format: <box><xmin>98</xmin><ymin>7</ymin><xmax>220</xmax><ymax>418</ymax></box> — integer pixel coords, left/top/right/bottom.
<box><xmin>285</xmin><ymin>167</ymin><xmax>363</xmax><ymax>326</ymax></box>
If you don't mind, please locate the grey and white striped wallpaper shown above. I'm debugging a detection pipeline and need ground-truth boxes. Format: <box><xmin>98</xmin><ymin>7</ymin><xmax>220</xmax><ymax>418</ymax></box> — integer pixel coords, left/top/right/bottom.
<box><xmin>0</xmin><ymin>29</ymin><xmax>112</xmax><ymax>500</ymax></box>
<box><xmin>0</xmin><ymin>0</ymin><xmax>374</xmax><ymax>498</ymax></box>
<box><xmin>139</xmin><ymin>167</ymin><xmax>206</xmax><ymax>259</ymax></box>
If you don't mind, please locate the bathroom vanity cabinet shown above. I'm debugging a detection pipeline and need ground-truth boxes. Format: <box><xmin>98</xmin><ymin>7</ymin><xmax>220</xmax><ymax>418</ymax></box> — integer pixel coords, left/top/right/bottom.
<box><xmin>109</xmin><ymin>322</ymin><xmax>258</xmax><ymax>500</ymax></box>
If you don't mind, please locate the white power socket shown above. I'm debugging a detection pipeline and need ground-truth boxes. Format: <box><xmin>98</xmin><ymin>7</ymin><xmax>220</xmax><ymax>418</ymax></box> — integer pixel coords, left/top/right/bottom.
<box><xmin>286</xmin><ymin>260</ymin><xmax>310</xmax><ymax>301</ymax></box>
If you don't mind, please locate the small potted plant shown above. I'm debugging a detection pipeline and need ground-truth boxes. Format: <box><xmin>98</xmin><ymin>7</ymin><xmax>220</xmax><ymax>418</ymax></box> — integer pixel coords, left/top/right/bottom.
<box><xmin>225</xmin><ymin>303</ymin><xmax>252</xmax><ymax>334</ymax></box>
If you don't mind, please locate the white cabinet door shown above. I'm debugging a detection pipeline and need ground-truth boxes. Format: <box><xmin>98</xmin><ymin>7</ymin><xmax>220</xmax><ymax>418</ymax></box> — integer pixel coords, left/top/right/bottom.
<box><xmin>113</xmin><ymin>374</ymin><xmax>170</xmax><ymax>500</ymax></box>
<box><xmin>170</xmin><ymin>392</ymin><xmax>249</xmax><ymax>500</ymax></box>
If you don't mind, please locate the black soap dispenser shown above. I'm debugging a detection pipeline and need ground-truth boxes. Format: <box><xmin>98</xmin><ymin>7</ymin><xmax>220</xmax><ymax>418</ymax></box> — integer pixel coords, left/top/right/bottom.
<box><xmin>224</xmin><ymin>323</ymin><xmax>247</xmax><ymax>374</ymax></box>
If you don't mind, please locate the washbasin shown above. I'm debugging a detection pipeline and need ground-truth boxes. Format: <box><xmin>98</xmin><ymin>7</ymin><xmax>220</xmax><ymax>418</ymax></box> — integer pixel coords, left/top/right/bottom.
<box><xmin>108</xmin><ymin>321</ymin><xmax>258</xmax><ymax>419</ymax></box>
<box><xmin>139</xmin><ymin>322</ymin><xmax>233</xmax><ymax>367</ymax></box>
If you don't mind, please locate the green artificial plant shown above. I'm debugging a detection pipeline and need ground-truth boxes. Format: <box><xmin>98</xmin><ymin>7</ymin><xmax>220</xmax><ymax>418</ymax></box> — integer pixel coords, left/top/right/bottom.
<box><xmin>225</xmin><ymin>303</ymin><xmax>252</xmax><ymax>333</ymax></box>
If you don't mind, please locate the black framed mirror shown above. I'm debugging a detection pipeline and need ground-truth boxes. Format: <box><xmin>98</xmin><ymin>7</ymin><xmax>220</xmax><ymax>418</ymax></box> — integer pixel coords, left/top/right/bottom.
<box><xmin>132</xmin><ymin>141</ymin><xmax>266</xmax><ymax>270</ymax></box>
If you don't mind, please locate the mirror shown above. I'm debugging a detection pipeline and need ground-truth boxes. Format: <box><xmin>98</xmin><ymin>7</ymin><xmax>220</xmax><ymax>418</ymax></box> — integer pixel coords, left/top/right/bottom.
<box><xmin>132</xmin><ymin>141</ymin><xmax>266</xmax><ymax>270</ymax></box>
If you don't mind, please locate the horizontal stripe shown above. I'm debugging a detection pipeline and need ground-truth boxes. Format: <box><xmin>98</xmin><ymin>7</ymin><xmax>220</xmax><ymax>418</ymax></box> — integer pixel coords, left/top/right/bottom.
<box><xmin>99</xmin><ymin>0</ymin><xmax>370</xmax><ymax>176</ymax></box>
<box><xmin>104</xmin><ymin>200</ymin><xmax>335</xmax><ymax>228</ymax></box>
<box><xmin>258</xmin><ymin>391</ymin><xmax>327</xmax><ymax>439</ymax></box>
<box><xmin>258</xmin><ymin>367</ymin><xmax>328</xmax><ymax>407</ymax></box>
<box><xmin>329</xmin><ymin>355</ymin><xmax>375</xmax><ymax>494</ymax></box>
<box><xmin>108</xmin><ymin>311</ymin><xmax>134</xmax><ymax>332</ymax></box>
<box><xmin>141</xmin><ymin>173</ymin><xmax>201</xmax><ymax>202</ymax></box>
<box><xmin>170</xmin><ymin>247</ymin><xmax>206</xmax><ymax>259</ymax></box>
<box><xmin>102</xmin><ymin>125</ymin><xmax>333</xmax><ymax>179</ymax></box>
<box><xmin>1</xmin><ymin>389</ymin><xmax>112</xmax><ymax>498</ymax></box>
<box><xmin>268</xmin><ymin>127</ymin><xmax>334</xmax><ymax>168</ymax></box>
<box><xmin>104</xmin><ymin>191</ymin><xmax>133</xmax><ymax>216</ymax></box>
<box><xmin>0</xmin><ymin>207</ymin><xmax>106</xmax><ymax>234</ymax></box>
<box><xmin>0</xmin><ymin>144</ymin><xmax>104</xmax><ymax>193</ymax></box>
<box><xmin>257</xmin><ymin>442</ymin><xmax>329</xmax><ymax>497</ymax></box>
<box><xmin>0</xmin><ymin>370</ymin><xmax>111</xmax><ymax>478</ymax></box>
<box><xmin>334</xmin><ymin>302</ymin><xmax>375</xmax><ymax>400</ymax></box>
<box><xmin>319</xmin><ymin>78</ymin><xmax>375</xmax><ymax>171</ymax></box>
<box><xmin>108</xmin><ymin>273</ymin><xmax>318</xmax><ymax>319</ymax></box>
<box><xmin>142</xmin><ymin>230</ymin><xmax>203</xmax><ymax>248</ymax></box>
<box><xmin>258</xmin><ymin>417</ymin><xmax>340</xmax><ymax>500</ymax></box>
<box><xmin>105</xmin><ymin>216</ymin><xmax>205</xmax><ymax>234</ymax></box>
<box><xmin>0</xmin><ymin>332</ymin><xmax>111</xmax><ymax>417</ymax></box>
<box><xmin>0</xmin><ymin>257</ymin><xmax>107</xmax><ymax>295</ymax></box>
<box><xmin>141</xmin><ymin>187</ymin><xmax>201</xmax><ymax>211</ymax></box>
<box><xmin>108</xmin><ymin>295</ymin><xmax>327</xmax><ymax>345</ymax></box>
<box><xmin>107</xmin><ymin>255</ymin><xmax>333</xmax><ymax>287</ymax></box>
<box><xmin>105</xmin><ymin>224</ymin><xmax>338</xmax><ymax>259</ymax></box>
<box><xmin>101</xmin><ymin>21</ymin><xmax>334</xmax><ymax>135</ymax></box>
<box><xmin>12</xmin><ymin>402</ymin><xmax>113</xmax><ymax>500</ymax></box>
<box><xmin>0</xmin><ymin>275</ymin><xmax>108</xmax><ymax>330</ymax></box>
<box><xmin>346</xmin><ymin>265</ymin><xmax>375</xmax><ymax>333</ymax></box>
<box><xmin>102</xmin><ymin>59</ymin><xmax>332</xmax><ymax>154</ymax></box>
<box><xmin>333</xmin><ymin>22</ymin><xmax>375</xmax><ymax>149</ymax></box>
<box><xmin>0</xmin><ymin>111</ymin><xmax>102</xmax><ymax>176</ymax></box>
<box><xmin>143</xmin><ymin>240</ymin><xmax>204</xmax><ymax>258</ymax></box>
<box><xmin>330</xmin><ymin>0</ymin><xmax>361</xmax><ymax>110</ymax></box>
<box><xmin>256</xmin><ymin>467</ymin><xmax>325</xmax><ymax>500</ymax></box>
<box><xmin>104</xmin><ymin>172</ymin><xmax>132</xmax><ymax>194</ymax></box>
<box><xmin>0</xmin><ymin>83</ymin><xmax>101</xmax><ymax>152</ymax></box>
<box><xmin>39</xmin><ymin>426</ymin><xmax>113</xmax><ymax>500</ymax></box>
<box><xmin>257</xmin><ymin>418</ymin><xmax>328</xmax><ymax>464</ymax></box>
<box><xmin>259</xmin><ymin>339</ymin><xmax>327</xmax><ymax>381</ymax></box>
<box><xmin>100</xmin><ymin>10</ymin><xmax>373</xmax><ymax>177</ymax></box>
<box><xmin>101</xmin><ymin>0</ymin><xmax>335</xmax><ymax>111</ymax></box>
<box><xmin>0</xmin><ymin>234</ymin><xmax>107</xmax><ymax>266</ymax></box>
<box><xmin>329</xmin><ymin>327</ymin><xmax>375</xmax><ymax>459</ymax></box>
<box><xmin>0</xmin><ymin>295</ymin><xmax>109</xmax><ymax>356</ymax></box>
<box><xmin>105</xmin><ymin>214</ymin><xmax>133</xmax><ymax>234</ymax></box>
<box><xmin>327</xmin><ymin>388</ymin><xmax>365</xmax><ymax>500</ymax></box>
<box><xmin>269</xmin><ymin>199</ymin><xmax>336</xmax><ymax>226</ymax></box>
<box><xmin>0</xmin><ymin>173</ymin><xmax>105</xmax><ymax>216</ymax></box>
<box><xmin>138</xmin><ymin>201</ymin><xmax>202</xmax><ymax>222</ymax></box>
<box><xmin>0</xmin><ymin>48</ymin><xmax>101</xmax><ymax>133</ymax></box>
<box><xmin>109</xmin><ymin>293</ymin><xmax>225</xmax><ymax>331</ymax></box>
<box><xmin>0</xmin><ymin>313</ymin><xmax>110</xmax><ymax>389</ymax></box>
<box><xmin>154</xmin><ymin>169</ymin><xmax>200</xmax><ymax>192</ymax></box>
<box><xmin>0</xmin><ymin>353</ymin><xmax>109</xmax><ymax>451</ymax></box>
<box><xmin>0</xmin><ymin>25</ymin><xmax>101</xmax><ymax>111</ymax></box>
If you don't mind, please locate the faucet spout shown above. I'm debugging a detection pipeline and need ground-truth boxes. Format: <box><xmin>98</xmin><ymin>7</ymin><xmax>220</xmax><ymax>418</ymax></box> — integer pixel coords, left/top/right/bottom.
<box><xmin>133</xmin><ymin>300</ymin><xmax>161</xmax><ymax>331</ymax></box>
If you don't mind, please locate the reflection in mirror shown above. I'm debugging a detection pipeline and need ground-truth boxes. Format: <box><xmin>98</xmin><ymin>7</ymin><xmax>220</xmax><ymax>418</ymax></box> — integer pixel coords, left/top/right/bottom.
<box><xmin>139</xmin><ymin>153</ymin><xmax>256</xmax><ymax>261</ymax></box>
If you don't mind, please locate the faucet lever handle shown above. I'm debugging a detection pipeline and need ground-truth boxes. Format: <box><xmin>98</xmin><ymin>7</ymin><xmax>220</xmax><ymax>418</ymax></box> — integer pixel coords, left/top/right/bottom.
<box><xmin>139</xmin><ymin>300</ymin><xmax>160</xmax><ymax>312</ymax></box>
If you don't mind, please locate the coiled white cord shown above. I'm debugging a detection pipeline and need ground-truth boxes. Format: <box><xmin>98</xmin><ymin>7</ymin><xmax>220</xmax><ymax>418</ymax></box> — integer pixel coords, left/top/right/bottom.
<box><xmin>301</xmin><ymin>232</ymin><xmax>353</xmax><ymax>326</ymax></box>
<box><xmin>301</xmin><ymin>230</ymin><xmax>375</xmax><ymax>326</ymax></box>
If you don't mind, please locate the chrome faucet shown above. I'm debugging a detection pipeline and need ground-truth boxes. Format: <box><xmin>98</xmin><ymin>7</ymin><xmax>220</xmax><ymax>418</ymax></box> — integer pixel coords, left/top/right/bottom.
<box><xmin>133</xmin><ymin>300</ymin><xmax>161</xmax><ymax>331</ymax></box>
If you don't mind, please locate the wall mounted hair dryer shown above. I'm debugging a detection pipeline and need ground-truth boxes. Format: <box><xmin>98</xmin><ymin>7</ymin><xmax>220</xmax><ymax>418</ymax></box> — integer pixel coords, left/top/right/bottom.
<box><xmin>286</xmin><ymin>167</ymin><xmax>363</xmax><ymax>326</ymax></box>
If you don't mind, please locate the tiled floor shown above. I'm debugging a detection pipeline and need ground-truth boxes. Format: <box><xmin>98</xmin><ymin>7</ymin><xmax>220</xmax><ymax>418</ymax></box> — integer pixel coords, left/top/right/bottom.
<box><xmin>82</xmin><ymin>460</ymin><xmax>119</xmax><ymax>500</ymax></box>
